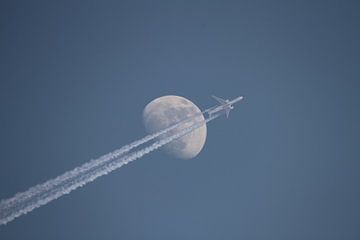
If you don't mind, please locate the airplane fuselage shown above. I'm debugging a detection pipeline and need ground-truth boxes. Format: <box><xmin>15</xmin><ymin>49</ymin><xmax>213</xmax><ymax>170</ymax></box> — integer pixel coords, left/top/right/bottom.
<box><xmin>206</xmin><ymin>96</ymin><xmax>244</xmax><ymax>118</ymax></box>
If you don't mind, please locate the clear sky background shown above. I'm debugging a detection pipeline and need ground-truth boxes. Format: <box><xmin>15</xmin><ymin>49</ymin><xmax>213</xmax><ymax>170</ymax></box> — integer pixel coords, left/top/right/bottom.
<box><xmin>1</xmin><ymin>1</ymin><xmax>359</xmax><ymax>239</ymax></box>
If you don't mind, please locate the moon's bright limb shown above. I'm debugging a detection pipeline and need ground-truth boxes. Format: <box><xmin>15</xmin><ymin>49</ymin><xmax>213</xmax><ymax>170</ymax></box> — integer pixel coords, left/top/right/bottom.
<box><xmin>143</xmin><ymin>95</ymin><xmax>207</xmax><ymax>159</ymax></box>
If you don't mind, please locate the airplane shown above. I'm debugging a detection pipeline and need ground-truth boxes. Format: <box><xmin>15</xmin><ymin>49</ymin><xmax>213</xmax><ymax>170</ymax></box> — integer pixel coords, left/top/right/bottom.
<box><xmin>205</xmin><ymin>95</ymin><xmax>244</xmax><ymax>118</ymax></box>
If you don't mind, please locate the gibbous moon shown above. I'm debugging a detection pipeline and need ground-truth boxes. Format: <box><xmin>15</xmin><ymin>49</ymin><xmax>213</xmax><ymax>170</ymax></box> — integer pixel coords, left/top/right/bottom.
<box><xmin>143</xmin><ymin>95</ymin><xmax>207</xmax><ymax>159</ymax></box>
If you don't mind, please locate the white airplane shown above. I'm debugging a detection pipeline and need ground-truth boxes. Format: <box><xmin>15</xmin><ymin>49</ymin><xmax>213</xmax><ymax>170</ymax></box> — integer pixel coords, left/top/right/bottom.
<box><xmin>206</xmin><ymin>95</ymin><xmax>244</xmax><ymax>118</ymax></box>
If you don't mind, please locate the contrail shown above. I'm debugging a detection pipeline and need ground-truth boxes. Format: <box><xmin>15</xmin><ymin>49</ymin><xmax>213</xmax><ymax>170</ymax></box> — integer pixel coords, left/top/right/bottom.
<box><xmin>0</xmin><ymin>112</ymin><xmax>202</xmax><ymax>211</ymax></box>
<box><xmin>0</xmin><ymin>113</ymin><xmax>218</xmax><ymax>225</ymax></box>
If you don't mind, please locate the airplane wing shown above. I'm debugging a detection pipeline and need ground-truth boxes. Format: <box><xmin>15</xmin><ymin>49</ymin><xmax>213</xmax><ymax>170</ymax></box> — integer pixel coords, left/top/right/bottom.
<box><xmin>212</xmin><ymin>95</ymin><xmax>227</xmax><ymax>105</ymax></box>
<box><xmin>225</xmin><ymin>108</ymin><xmax>230</xmax><ymax>118</ymax></box>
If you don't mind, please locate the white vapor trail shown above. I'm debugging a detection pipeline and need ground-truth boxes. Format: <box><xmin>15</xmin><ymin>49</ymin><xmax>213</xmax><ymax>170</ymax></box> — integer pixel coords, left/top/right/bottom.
<box><xmin>0</xmin><ymin>112</ymin><xmax>202</xmax><ymax>213</ymax></box>
<box><xmin>0</xmin><ymin>113</ymin><xmax>218</xmax><ymax>225</ymax></box>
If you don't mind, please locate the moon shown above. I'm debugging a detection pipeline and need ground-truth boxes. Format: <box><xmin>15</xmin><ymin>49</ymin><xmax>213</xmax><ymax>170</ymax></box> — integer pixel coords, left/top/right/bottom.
<box><xmin>143</xmin><ymin>95</ymin><xmax>207</xmax><ymax>159</ymax></box>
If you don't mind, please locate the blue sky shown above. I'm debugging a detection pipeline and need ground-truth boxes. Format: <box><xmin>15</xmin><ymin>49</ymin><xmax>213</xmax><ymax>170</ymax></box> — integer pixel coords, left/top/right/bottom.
<box><xmin>1</xmin><ymin>1</ymin><xmax>359</xmax><ymax>239</ymax></box>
